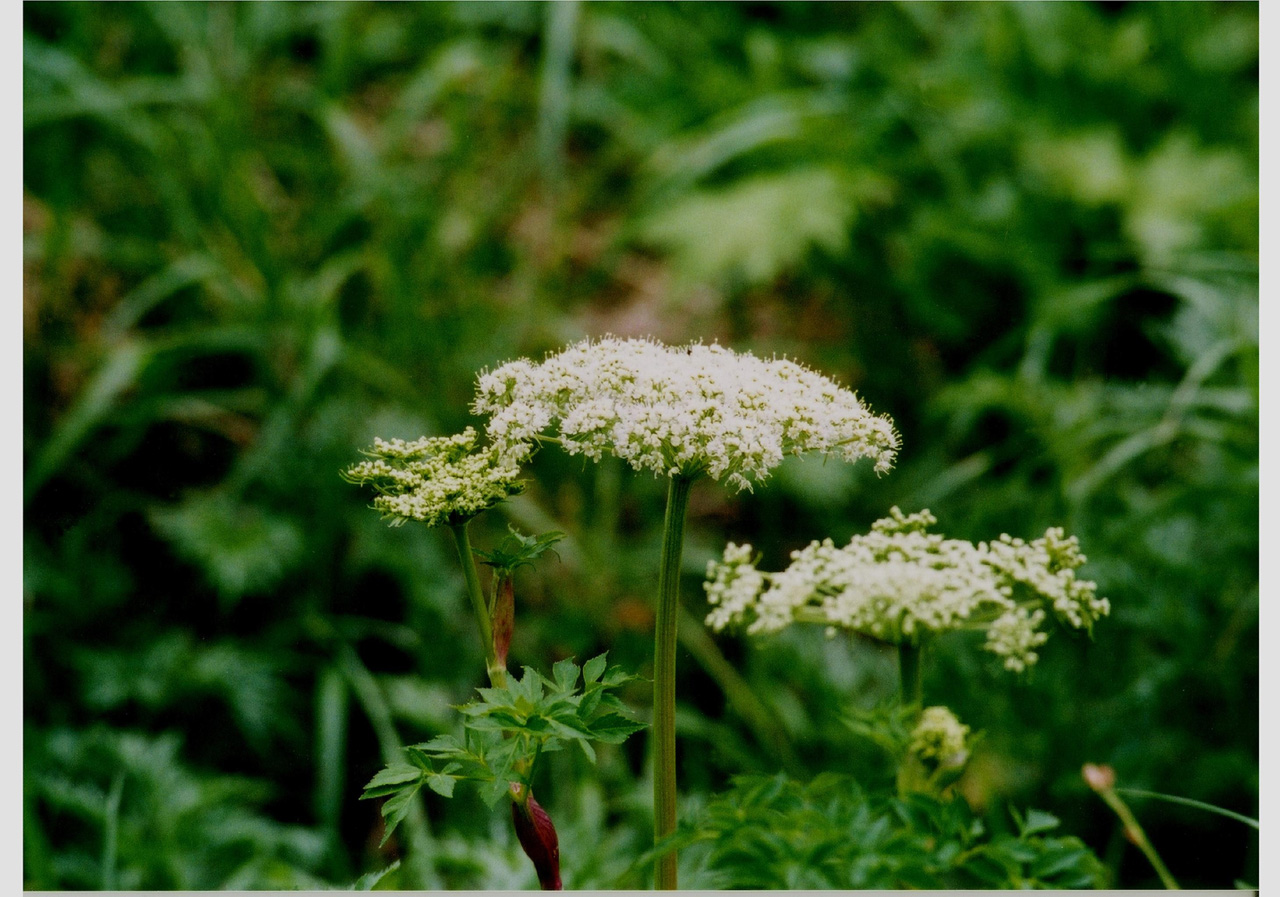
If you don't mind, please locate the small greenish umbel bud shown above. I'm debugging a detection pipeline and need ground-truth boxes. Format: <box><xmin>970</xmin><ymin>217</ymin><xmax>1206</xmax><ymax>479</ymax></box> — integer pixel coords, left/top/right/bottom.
<box><xmin>344</xmin><ymin>427</ymin><xmax>523</xmax><ymax>528</ymax></box>
<box><xmin>910</xmin><ymin>706</ymin><xmax>970</xmax><ymax>768</ymax></box>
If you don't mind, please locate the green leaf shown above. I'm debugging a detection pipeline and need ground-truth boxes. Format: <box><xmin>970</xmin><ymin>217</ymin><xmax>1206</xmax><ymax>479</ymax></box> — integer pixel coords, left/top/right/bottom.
<box><xmin>546</xmin><ymin>717</ymin><xmax>593</xmax><ymax>743</ymax></box>
<box><xmin>404</xmin><ymin>748</ymin><xmax>435</xmax><ymax>772</ymax></box>
<box><xmin>586</xmin><ymin>715</ymin><xmax>647</xmax><ymax>744</ymax></box>
<box><xmin>1029</xmin><ymin>844</ymin><xmax>1094</xmax><ymax>881</ymax></box>
<box><xmin>602</xmin><ymin>666</ymin><xmax>636</xmax><ymax>687</ymax></box>
<box><xmin>351</xmin><ymin>860</ymin><xmax>400</xmax><ymax>890</ymax></box>
<box><xmin>360</xmin><ymin>764</ymin><xmax>423</xmax><ymax>799</ymax></box>
<box><xmin>594</xmin><ymin>693</ymin><xmax>631</xmax><ymax>716</ymax></box>
<box><xmin>414</xmin><ymin>735</ymin><xmax>464</xmax><ymax>756</ymax></box>
<box><xmin>551</xmin><ymin>656</ymin><xmax>580</xmax><ymax>692</ymax></box>
<box><xmin>475</xmin><ymin>687</ymin><xmax>508</xmax><ymax>705</ymax></box>
<box><xmin>461</xmin><ymin>714</ymin><xmax>517</xmax><ymax>732</ymax></box>
<box><xmin>523</xmin><ymin>714</ymin><xmax>551</xmax><ymax>734</ymax></box>
<box><xmin>582</xmin><ymin>653</ymin><xmax>608</xmax><ymax>685</ymax></box>
<box><xmin>505</xmin><ymin>666</ymin><xmax>544</xmax><ymax>705</ymax></box>
<box><xmin>378</xmin><ymin>781</ymin><xmax>423</xmax><ymax>846</ymax></box>
<box><xmin>453</xmin><ymin>702</ymin><xmax>492</xmax><ymax>718</ymax></box>
<box><xmin>424</xmin><ymin>773</ymin><xmax>456</xmax><ymax>798</ymax></box>
<box><xmin>478</xmin><ymin>774</ymin><xmax>511</xmax><ymax>808</ymax></box>
<box><xmin>474</xmin><ymin>527</ymin><xmax>566</xmax><ymax>576</ymax></box>
<box><xmin>1018</xmin><ymin>808</ymin><xmax>1061</xmax><ymax>837</ymax></box>
<box><xmin>578</xmin><ymin>687</ymin><xmax>604</xmax><ymax>718</ymax></box>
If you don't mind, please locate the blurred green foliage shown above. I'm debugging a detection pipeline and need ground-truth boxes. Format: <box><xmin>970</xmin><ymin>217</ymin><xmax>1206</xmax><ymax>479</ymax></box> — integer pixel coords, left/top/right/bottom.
<box><xmin>24</xmin><ymin>1</ymin><xmax>1256</xmax><ymax>889</ymax></box>
<box><xmin>652</xmin><ymin>774</ymin><xmax>1108</xmax><ymax>889</ymax></box>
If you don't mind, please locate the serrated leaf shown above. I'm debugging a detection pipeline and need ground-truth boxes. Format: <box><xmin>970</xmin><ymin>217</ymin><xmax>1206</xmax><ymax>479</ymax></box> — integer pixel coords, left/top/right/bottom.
<box><xmin>552</xmin><ymin>656</ymin><xmax>580</xmax><ymax>692</ymax></box>
<box><xmin>475</xmin><ymin>527</ymin><xmax>566</xmax><ymax>576</ymax></box>
<box><xmin>351</xmin><ymin>859</ymin><xmax>400</xmax><ymax>890</ymax></box>
<box><xmin>415</xmin><ymin>735</ymin><xmax>464</xmax><ymax>755</ymax></box>
<box><xmin>587</xmin><ymin>715</ymin><xmax>647</xmax><ymax>744</ymax></box>
<box><xmin>405</xmin><ymin>748</ymin><xmax>435</xmax><ymax>772</ymax></box>
<box><xmin>475</xmin><ymin>687</ymin><xmax>509</xmax><ymax>705</ymax></box>
<box><xmin>578</xmin><ymin>687</ymin><xmax>604</xmax><ymax>717</ymax></box>
<box><xmin>479</xmin><ymin>774</ymin><xmax>512</xmax><ymax>808</ymax></box>
<box><xmin>583</xmin><ymin>653</ymin><xmax>607</xmax><ymax>684</ymax></box>
<box><xmin>539</xmin><ymin>695</ymin><xmax>579</xmax><ymax>718</ymax></box>
<box><xmin>595</xmin><ymin>693</ymin><xmax>630</xmax><ymax>715</ymax></box>
<box><xmin>546</xmin><ymin>717</ymin><xmax>593</xmax><ymax>742</ymax></box>
<box><xmin>378</xmin><ymin>782</ymin><xmax>423</xmax><ymax>845</ymax></box>
<box><xmin>602</xmin><ymin>667</ymin><xmax>635</xmax><ymax>687</ymax></box>
<box><xmin>361</xmin><ymin>764</ymin><xmax>423</xmax><ymax>798</ymax></box>
<box><xmin>518</xmin><ymin>667</ymin><xmax>545</xmax><ymax>702</ymax></box>
<box><xmin>425</xmin><ymin>773</ymin><xmax>456</xmax><ymax>798</ymax></box>
<box><xmin>463</xmin><ymin>714</ymin><xmax>517</xmax><ymax>732</ymax></box>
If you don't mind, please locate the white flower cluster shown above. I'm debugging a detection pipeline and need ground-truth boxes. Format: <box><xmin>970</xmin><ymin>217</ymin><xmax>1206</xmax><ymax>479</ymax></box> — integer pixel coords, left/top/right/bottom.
<box><xmin>909</xmin><ymin>706</ymin><xmax>970</xmax><ymax>765</ymax></box>
<box><xmin>471</xmin><ymin>337</ymin><xmax>900</xmax><ymax>492</ymax></box>
<box><xmin>704</xmin><ymin>507</ymin><xmax>1109</xmax><ymax>672</ymax></box>
<box><xmin>344</xmin><ymin>427</ymin><xmax>523</xmax><ymax>528</ymax></box>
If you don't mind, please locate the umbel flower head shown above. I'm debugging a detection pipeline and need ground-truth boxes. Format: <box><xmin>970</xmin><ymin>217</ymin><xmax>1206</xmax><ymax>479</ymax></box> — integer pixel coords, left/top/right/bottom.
<box><xmin>344</xmin><ymin>427</ymin><xmax>523</xmax><ymax>528</ymax></box>
<box><xmin>472</xmin><ymin>337</ymin><xmax>900</xmax><ymax>492</ymax></box>
<box><xmin>910</xmin><ymin>706</ymin><xmax>970</xmax><ymax>767</ymax></box>
<box><xmin>704</xmin><ymin>507</ymin><xmax>1109</xmax><ymax>672</ymax></box>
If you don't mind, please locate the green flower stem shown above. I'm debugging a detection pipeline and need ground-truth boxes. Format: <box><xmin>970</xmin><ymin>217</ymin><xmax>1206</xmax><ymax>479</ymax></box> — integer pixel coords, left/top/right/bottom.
<box><xmin>450</xmin><ymin>522</ymin><xmax>507</xmax><ymax>688</ymax></box>
<box><xmin>653</xmin><ymin>473</ymin><xmax>695</xmax><ymax>890</ymax></box>
<box><xmin>1097</xmin><ymin>786</ymin><xmax>1180</xmax><ymax>889</ymax></box>
<box><xmin>894</xmin><ymin>645</ymin><xmax>924</xmax><ymax>798</ymax></box>
<box><xmin>898</xmin><ymin>642</ymin><xmax>922</xmax><ymax>711</ymax></box>
<box><xmin>448</xmin><ymin>523</ymin><xmax>529</xmax><ymax>792</ymax></box>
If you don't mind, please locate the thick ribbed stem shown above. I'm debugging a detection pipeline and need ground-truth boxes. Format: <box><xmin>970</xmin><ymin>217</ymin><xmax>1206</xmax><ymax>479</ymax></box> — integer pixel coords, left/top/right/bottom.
<box><xmin>653</xmin><ymin>474</ymin><xmax>694</xmax><ymax>890</ymax></box>
<box><xmin>450</xmin><ymin>522</ymin><xmax>507</xmax><ymax>688</ymax></box>
<box><xmin>899</xmin><ymin>642</ymin><xmax>922</xmax><ymax>712</ymax></box>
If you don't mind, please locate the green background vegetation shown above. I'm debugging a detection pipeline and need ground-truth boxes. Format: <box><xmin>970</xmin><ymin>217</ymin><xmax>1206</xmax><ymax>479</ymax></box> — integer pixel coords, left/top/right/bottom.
<box><xmin>24</xmin><ymin>1</ymin><xmax>1257</xmax><ymax>889</ymax></box>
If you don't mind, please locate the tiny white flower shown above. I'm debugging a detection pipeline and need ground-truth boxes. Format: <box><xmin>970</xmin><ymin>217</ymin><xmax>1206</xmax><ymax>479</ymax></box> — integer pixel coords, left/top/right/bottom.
<box><xmin>344</xmin><ymin>427</ymin><xmax>523</xmax><ymax>528</ymax></box>
<box><xmin>704</xmin><ymin>507</ymin><xmax>1108</xmax><ymax>672</ymax></box>
<box><xmin>471</xmin><ymin>337</ymin><xmax>900</xmax><ymax>491</ymax></box>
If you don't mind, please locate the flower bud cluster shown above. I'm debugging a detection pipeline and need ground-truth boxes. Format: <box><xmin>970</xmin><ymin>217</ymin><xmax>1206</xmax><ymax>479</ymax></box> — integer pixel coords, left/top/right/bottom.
<box><xmin>472</xmin><ymin>337</ymin><xmax>900</xmax><ymax>492</ymax></box>
<box><xmin>344</xmin><ymin>427</ymin><xmax>523</xmax><ymax>528</ymax></box>
<box><xmin>705</xmin><ymin>507</ymin><xmax>1108</xmax><ymax>671</ymax></box>
<box><xmin>910</xmin><ymin>706</ymin><xmax>970</xmax><ymax>765</ymax></box>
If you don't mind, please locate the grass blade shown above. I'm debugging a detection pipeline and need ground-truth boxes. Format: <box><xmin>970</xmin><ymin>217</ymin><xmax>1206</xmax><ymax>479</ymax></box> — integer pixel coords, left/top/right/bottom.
<box><xmin>1116</xmin><ymin>788</ymin><xmax>1258</xmax><ymax>830</ymax></box>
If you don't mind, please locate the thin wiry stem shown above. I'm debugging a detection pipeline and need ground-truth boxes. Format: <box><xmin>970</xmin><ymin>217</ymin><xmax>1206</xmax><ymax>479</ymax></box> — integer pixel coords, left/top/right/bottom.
<box><xmin>1096</xmin><ymin>786</ymin><xmax>1180</xmax><ymax>889</ymax></box>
